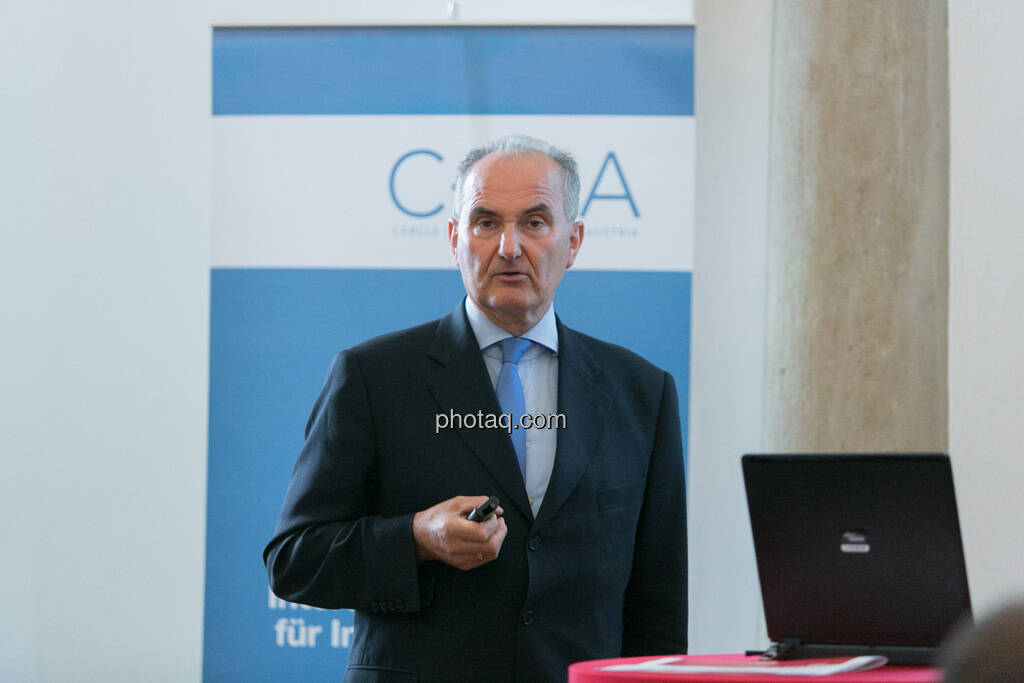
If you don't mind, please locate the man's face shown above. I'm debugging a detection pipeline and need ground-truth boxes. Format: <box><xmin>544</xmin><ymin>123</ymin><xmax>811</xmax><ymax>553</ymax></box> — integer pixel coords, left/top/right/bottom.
<box><xmin>448</xmin><ymin>152</ymin><xmax>584</xmax><ymax>336</ymax></box>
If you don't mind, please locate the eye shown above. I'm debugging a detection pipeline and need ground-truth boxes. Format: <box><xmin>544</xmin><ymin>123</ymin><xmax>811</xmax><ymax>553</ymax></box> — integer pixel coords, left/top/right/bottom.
<box><xmin>526</xmin><ymin>217</ymin><xmax>547</xmax><ymax>230</ymax></box>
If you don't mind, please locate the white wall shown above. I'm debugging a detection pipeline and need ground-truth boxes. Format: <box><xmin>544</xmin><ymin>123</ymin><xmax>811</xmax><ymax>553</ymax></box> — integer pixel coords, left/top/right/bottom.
<box><xmin>0</xmin><ymin>2</ymin><xmax>691</xmax><ymax>681</ymax></box>
<box><xmin>948</xmin><ymin>1</ymin><xmax>1024</xmax><ymax>615</ymax></box>
<box><xmin>0</xmin><ymin>3</ymin><xmax>211</xmax><ymax>681</ymax></box>
<box><xmin>688</xmin><ymin>0</ymin><xmax>773</xmax><ymax>654</ymax></box>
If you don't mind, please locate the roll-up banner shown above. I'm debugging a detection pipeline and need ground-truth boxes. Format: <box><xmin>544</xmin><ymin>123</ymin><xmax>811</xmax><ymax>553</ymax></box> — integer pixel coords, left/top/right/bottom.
<box><xmin>206</xmin><ymin>26</ymin><xmax>694</xmax><ymax>681</ymax></box>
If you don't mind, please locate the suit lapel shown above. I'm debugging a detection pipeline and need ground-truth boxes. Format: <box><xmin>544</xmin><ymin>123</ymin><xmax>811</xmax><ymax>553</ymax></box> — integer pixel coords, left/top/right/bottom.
<box><xmin>533</xmin><ymin>319</ymin><xmax>613</xmax><ymax>530</ymax></box>
<box><xmin>425</xmin><ymin>304</ymin><xmax>533</xmax><ymax>521</ymax></box>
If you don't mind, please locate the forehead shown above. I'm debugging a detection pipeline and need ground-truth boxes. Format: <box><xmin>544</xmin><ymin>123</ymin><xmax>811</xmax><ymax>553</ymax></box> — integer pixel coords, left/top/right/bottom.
<box><xmin>461</xmin><ymin>152</ymin><xmax>565</xmax><ymax>213</ymax></box>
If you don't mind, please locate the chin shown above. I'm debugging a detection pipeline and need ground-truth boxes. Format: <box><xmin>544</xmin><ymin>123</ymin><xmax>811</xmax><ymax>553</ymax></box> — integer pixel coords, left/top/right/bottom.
<box><xmin>483</xmin><ymin>295</ymin><xmax>534</xmax><ymax>316</ymax></box>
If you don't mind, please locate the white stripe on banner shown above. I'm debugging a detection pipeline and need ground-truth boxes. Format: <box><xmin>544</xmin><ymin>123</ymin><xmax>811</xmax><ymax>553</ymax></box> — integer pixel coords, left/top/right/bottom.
<box><xmin>213</xmin><ymin>115</ymin><xmax>694</xmax><ymax>271</ymax></box>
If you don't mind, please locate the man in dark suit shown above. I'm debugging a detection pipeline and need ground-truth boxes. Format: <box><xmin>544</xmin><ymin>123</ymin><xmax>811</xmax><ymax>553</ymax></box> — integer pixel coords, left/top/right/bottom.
<box><xmin>264</xmin><ymin>135</ymin><xmax>686</xmax><ymax>682</ymax></box>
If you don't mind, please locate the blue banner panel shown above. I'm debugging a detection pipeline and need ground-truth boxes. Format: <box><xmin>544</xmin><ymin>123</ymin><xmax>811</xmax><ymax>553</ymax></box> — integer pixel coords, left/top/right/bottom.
<box><xmin>204</xmin><ymin>268</ymin><xmax>690</xmax><ymax>681</ymax></box>
<box><xmin>209</xmin><ymin>24</ymin><xmax>693</xmax><ymax>681</ymax></box>
<box><xmin>213</xmin><ymin>26</ymin><xmax>694</xmax><ymax>116</ymax></box>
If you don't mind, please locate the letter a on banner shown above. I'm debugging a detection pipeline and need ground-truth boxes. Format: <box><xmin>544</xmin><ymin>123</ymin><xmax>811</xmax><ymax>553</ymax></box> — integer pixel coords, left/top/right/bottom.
<box><xmin>582</xmin><ymin>151</ymin><xmax>640</xmax><ymax>217</ymax></box>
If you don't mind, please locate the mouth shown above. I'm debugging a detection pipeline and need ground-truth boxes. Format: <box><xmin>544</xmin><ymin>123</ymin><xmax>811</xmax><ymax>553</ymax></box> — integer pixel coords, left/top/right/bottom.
<box><xmin>494</xmin><ymin>271</ymin><xmax>528</xmax><ymax>282</ymax></box>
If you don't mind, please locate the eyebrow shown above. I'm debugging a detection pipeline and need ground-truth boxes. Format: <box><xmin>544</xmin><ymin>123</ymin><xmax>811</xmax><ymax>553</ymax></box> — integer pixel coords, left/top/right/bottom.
<box><xmin>468</xmin><ymin>206</ymin><xmax>500</xmax><ymax>220</ymax></box>
<box><xmin>522</xmin><ymin>203</ymin><xmax>554</xmax><ymax>217</ymax></box>
<box><xmin>467</xmin><ymin>203</ymin><xmax>554</xmax><ymax>221</ymax></box>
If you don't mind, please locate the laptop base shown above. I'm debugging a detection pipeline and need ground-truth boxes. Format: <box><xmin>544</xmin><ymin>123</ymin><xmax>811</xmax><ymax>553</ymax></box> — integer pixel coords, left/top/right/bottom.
<box><xmin>766</xmin><ymin>640</ymin><xmax>939</xmax><ymax>666</ymax></box>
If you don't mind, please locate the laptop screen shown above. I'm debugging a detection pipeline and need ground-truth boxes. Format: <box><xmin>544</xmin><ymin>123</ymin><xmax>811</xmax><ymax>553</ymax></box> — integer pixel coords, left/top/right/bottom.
<box><xmin>742</xmin><ymin>454</ymin><xmax>971</xmax><ymax>651</ymax></box>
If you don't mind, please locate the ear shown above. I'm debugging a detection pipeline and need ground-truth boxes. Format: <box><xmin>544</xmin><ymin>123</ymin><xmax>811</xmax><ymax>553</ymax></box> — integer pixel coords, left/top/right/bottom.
<box><xmin>565</xmin><ymin>221</ymin><xmax>584</xmax><ymax>269</ymax></box>
<box><xmin>448</xmin><ymin>218</ymin><xmax>459</xmax><ymax>263</ymax></box>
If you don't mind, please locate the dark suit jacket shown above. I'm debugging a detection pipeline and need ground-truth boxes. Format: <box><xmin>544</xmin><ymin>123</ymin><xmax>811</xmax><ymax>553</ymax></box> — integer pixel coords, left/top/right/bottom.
<box><xmin>264</xmin><ymin>304</ymin><xmax>687</xmax><ymax>682</ymax></box>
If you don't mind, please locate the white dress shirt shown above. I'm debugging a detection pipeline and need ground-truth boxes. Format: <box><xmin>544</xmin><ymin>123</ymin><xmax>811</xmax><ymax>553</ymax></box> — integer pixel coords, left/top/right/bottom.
<box><xmin>464</xmin><ymin>297</ymin><xmax>559</xmax><ymax>517</ymax></box>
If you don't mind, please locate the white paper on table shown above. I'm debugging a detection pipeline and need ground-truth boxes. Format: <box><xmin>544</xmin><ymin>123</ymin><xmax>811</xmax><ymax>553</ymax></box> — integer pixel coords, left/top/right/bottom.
<box><xmin>600</xmin><ymin>655</ymin><xmax>889</xmax><ymax>676</ymax></box>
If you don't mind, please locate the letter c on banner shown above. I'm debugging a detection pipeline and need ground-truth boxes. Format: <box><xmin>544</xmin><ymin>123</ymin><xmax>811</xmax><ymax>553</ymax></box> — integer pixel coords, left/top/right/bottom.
<box><xmin>390</xmin><ymin>149</ymin><xmax>444</xmax><ymax>217</ymax></box>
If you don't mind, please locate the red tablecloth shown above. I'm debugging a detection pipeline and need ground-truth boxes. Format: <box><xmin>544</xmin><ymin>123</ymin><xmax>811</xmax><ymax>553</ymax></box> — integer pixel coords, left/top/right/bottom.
<box><xmin>568</xmin><ymin>654</ymin><xmax>941</xmax><ymax>683</ymax></box>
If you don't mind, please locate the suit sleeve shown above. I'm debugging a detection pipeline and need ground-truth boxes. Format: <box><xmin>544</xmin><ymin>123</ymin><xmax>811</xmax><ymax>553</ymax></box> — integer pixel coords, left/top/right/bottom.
<box><xmin>262</xmin><ymin>350</ymin><xmax>425</xmax><ymax>613</ymax></box>
<box><xmin>621</xmin><ymin>370</ymin><xmax>688</xmax><ymax>655</ymax></box>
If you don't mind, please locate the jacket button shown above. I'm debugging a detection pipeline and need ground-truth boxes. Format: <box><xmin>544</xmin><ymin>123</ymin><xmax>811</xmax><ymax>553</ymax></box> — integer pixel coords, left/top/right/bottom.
<box><xmin>521</xmin><ymin>610</ymin><xmax>535</xmax><ymax>626</ymax></box>
<box><xmin>528</xmin><ymin>536</ymin><xmax>541</xmax><ymax>551</ymax></box>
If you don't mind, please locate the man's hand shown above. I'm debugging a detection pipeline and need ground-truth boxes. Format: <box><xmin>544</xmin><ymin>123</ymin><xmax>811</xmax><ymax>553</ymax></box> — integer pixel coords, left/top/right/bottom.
<box><xmin>412</xmin><ymin>495</ymin><xmax>507</xmax><ymax>570</ymax></box>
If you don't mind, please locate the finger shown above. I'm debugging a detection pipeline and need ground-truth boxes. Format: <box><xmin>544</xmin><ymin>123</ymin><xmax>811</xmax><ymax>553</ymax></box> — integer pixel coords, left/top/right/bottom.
<box><xmin>447</xmin><ymin>545</ymin><xmax>490</xmax><ymax>570</ymax></box>
<box><xmin>480</xmin><ymin>526</ymin><xmax>506</xmax><ymax>562</ymax></box>
<box><xmin>472</xmin><ymin>512</ymin><xmax>501</xmax><ymax>536</ymax></box>
<box><xmin>491</xmin><ymin>518</ymin><xmax>508</xmax><ymax>550</ymax></box>
<box><xmin>465</xmin><ymin>547</ymin><xmax>496</xmax><ymax>566</ymax></box>
<box><xmin>448</xmin><ymin>518</ymin><xmax>492</xmax><ymax>544</ymax></box>
<box><xmin>450</xmin><ymin>506</ymin><xmax>502</xmax><ymax>539</ymax></box>
<box><xmin>448</xmin><ymin>527</ymin><xmax>501</xmax><ymax>554</ymax></box>
<box><xmin>445</xmin><ymin>535</ymin><xmax>482</xmax><ymax>556</ymax></box>
<box><xmin>469</xmin><ymin>520</ymin><xmax>508</xmax><ymax>558</ymax></box>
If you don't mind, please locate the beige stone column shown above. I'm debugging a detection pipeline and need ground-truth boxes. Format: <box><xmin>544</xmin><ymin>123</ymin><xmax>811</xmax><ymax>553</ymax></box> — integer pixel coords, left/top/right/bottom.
<box><xmin>763</xmin><ymin>0</ymin><xmax>949</xmax><ymax>452</ymax></box>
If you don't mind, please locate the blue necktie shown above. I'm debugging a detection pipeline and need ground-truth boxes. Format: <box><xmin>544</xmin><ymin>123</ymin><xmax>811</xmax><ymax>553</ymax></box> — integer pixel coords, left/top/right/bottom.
<box><xmin>496</xmin><ymin>337</ymin><xmax>532</xmax><ymax>477</ymax></box>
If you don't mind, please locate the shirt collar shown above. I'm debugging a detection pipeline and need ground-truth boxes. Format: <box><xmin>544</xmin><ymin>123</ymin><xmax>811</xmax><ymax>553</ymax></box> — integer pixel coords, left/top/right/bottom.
<box><xmin>464</xmin><ymin>297</ymin><xmax>559</xmax><ymax>355</ymax></box>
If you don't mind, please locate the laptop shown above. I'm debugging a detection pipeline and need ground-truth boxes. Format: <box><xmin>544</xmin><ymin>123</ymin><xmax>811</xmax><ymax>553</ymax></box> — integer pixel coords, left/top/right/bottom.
<box><xmin>742</xmin><ymin>453</ymin><xmax>972</xmax><ymax>665</ymax></box>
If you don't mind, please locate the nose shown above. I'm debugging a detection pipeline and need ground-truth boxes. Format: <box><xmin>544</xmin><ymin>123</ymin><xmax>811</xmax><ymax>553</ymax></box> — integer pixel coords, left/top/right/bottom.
<box><xmin>497</xmin><ymin>223</ymin><xmax>521</xmax><ymax>260</ymax></box>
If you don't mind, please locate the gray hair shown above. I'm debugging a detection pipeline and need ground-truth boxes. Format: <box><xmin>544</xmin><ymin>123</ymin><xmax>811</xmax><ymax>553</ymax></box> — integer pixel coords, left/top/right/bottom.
<box><xmin>451</xmin><ymin>134</ymin><xmax>581</xmax><ymax>222</ymax></box>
